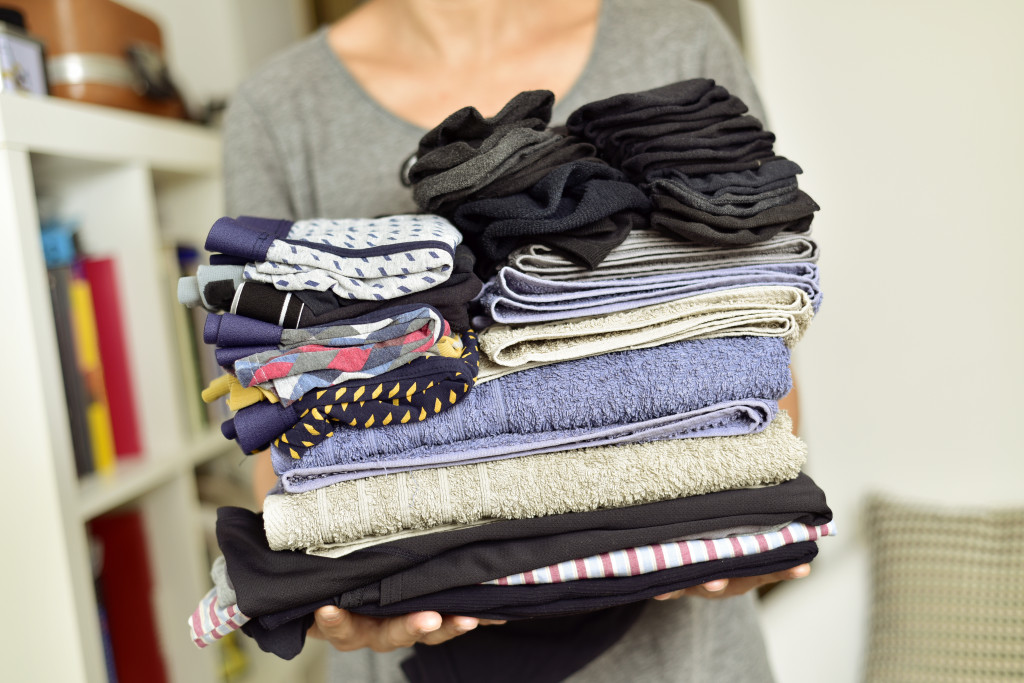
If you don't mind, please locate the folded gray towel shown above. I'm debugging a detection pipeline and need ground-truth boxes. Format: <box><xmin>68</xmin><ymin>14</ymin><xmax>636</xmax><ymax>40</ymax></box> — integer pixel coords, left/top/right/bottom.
<box><xmin>505</xmin><ymin>230</ymin><xmax>819</xmax><ymax>281</ymax></box>
<box><xmin>262</xmin><ymin>412</ymin><xmax>805</xmax><ymax>552</ymax></box>
<box><xmin>477</xmin><ymin>286</ymin><xmax>814</xmax><ymax>382</ymax></box>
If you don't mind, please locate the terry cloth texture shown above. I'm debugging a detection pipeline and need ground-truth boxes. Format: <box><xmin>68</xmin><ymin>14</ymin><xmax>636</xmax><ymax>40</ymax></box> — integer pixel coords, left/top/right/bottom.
<box><xmin>203</xmin><ymin>245</ymin><xmax>482</xmax><ymax>333</ymax></box>
<box><xmin>479</xmin><ymin>262</ymin><xmax>821</xmax><ymax>325</ymax></box>
<box><xmin>506</xmin><ymin>229</ymin><xmax>819</xmax><ymax>281</ymax></box>
<box><xmin>218</xmin><ymin>473</ymin><xmax>830</xmax><ymax>617</ymax></box>
<box><xmin>280</xmin><ymin>399</ymin><xmax>776</xmax><ymax>491</ymax></box>
<box><xmin>272</xmin><ymin>336</ymin><xmax>792</xmax><ymax>483</ymax></box>
<box><xmin>204</xmin><ymin>214</ymin><xmax>462</xmax><ymax>300</ymax></box>
<box><xmin>650</xmin><ymin>190</ymin><xmax>818</xmax><ymax>246</ymax></box>
<box><xmin>477</xmin><ymin>285</ymin><xmax>813</xmax><ymax>382</ymax></box>
<box><xmin>262</xmin><ymin>412</ymin><xmax>805</xmax><ymax>552</ymax></box>
<box><xmin>490</xmin><ymin>520</ymin><xmax>836</xmax><ymax>585</ymax></box>
<box><xmin>451</xmin><ymin>160</ymin><xmax>650</xmax><ymax>273</ymax></box>
<box><xmin>863</xmin><ymin>496</ymin><xmax>1024</xmax><ymax>683</ymax></box>
<box><xmin>225</xmin><ymin>332</ymin><xmax>479</xmax><ymax>455</ymax></box>
<box><xmin>231</xmin><ymin>305</ymin><xmax>452</xmax><ymax>402</ymax></box>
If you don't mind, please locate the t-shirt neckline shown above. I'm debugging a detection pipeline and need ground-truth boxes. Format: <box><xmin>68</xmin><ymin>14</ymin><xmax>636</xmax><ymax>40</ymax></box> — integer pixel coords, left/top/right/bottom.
<box><xmin>316</xmin><ymin>0</ymin><xmax>610</xmax><ymax>134</ymax></box>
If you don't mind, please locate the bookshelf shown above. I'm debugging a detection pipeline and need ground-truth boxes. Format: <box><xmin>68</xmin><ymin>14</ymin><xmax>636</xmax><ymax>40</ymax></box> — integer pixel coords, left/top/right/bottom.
<box><xmin>0</xmin><ymin>93</ymin><xmax>323</xmax><ymax>682</ymax></box>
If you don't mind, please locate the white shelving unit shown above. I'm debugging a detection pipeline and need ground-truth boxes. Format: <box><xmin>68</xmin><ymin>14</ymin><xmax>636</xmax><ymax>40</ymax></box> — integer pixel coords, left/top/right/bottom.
<box><xmin>0</xmin><ymin>93</ymin><xmax>324</xmax><ymax>683</ymax></box>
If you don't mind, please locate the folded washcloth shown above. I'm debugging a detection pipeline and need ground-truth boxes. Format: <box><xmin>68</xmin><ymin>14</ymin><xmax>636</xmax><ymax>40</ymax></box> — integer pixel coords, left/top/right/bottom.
<box><xmin>232</xmin><ymin>305</ymin><xmax>454</xmax><ymax>403</ymax></box>
<box><xmin>272</xmin><ymin>336</ymin><xmax>792</xmax><ymax>487</ymax></box>
<box><xmin>476</xmin><ymin>285</ymin><xmax>814</xmax><ymax>382</ymax></box>
<box><xmin>505</xmin><ymin>230</ymin><xmax>819</xmax><ymax>281</ymax></box>
<box><xmin>478</xmin><ymin>262</ymin><xmax>821</xmax><ymax>325</ymax></box>
<box><xmin>262</xmin><ymin>412</ymin><xmax>805</xmax><ymax>552</ymax></box>
<box><xmin>204</xmin><ymin>214</ymin><xmax>462</xmax><ymax>301</ymax></box>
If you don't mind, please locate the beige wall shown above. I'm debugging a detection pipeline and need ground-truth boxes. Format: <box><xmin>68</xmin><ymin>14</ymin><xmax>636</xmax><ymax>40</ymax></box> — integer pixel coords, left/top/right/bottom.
<box><xmin>740</xmin><ymin>2</ymin><xmax>1024</xmax><ymax>680</ymax></box>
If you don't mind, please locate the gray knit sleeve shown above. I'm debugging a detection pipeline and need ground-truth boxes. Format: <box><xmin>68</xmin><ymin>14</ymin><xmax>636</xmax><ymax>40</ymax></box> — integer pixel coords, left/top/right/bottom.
<box><xmin>694</xmin><ymin>2</ymin><xmax>767</xmax><ymax>124</ymax></box>
<box><xmin>222</xmin><ymin>91</ymin><xmax>297</xmax><ymax>220</ymax></box>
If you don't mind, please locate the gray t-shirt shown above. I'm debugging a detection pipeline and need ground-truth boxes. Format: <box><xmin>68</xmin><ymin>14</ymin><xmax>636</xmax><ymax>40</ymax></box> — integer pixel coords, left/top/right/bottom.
<box><xmin>223</xmin><ymin>1</ymin><xmax>775</xmax><ymax>680</ymax></box>
<box><xmin>223</xmin><ymin>0</ymin><xmax>765</xmax><ymax>220</ymax></box>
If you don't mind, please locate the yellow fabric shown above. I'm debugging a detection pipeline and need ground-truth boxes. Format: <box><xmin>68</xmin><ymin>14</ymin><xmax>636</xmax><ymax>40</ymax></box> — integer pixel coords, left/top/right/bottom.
<box><xmin>202</xmin><ymin>373</ymin><xmax>279</xmax><ymax>410</ymax></box>
<box><xmin>434</xmin><ymin>335</ymin><xmax>464</xmax><ymax>359</ymax></box>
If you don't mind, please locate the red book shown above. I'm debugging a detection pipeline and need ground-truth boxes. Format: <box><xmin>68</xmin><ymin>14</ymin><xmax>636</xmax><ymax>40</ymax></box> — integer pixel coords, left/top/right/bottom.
<box><xmin>90</xmin><ymin>511</ymin><xmax>169</xmax><ymax>683</ymax></box>
<box><xmin>81</xmin><ymin>257</ymin><xmax>142</xmax><ymax>457</ymax></box>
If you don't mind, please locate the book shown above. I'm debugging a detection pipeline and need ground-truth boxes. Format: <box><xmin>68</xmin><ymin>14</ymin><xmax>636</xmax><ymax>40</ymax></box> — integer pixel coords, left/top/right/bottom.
<box><xmin>68</xmin><ymin>268</ymin><xmax>117</xmax><ymax>475</ymax></box>
<box><xmin>47</xmin><ymin>265</ymin><xmax>95</xmax><ymax>477</ymax></box>
<box><xmin>81</xmin><ymin>256</ymin><xmax>142</xmax><ymax>458</ymax></box>
<box><xmin>90</xmin><ymin>510</ymin><xmax>169</xmax><ymax>683</ymax></box>
<box><xmin>162</xmin><ymin>243</ymin><xmax>209</xmax><ymax>434</ymax></box>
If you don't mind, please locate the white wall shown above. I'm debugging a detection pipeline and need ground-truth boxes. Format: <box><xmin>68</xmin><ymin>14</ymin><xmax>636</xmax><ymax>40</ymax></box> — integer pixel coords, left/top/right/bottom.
<box><xmin>740</xmin><ymin>2</ymin><xmax>1024</xmax><ymax>681</ymax></box>
<box><xmin>117</xmin><ymin>0</ymin><xmax>311</xmax><ymax>111</ymax></box>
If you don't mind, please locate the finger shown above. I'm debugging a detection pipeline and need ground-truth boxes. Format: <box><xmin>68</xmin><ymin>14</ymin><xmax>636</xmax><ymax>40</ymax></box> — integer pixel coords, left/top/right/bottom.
<box><xmin>477</xmin><ymin>619</ymin><xmax>507</xmax><ymax>626</ymax></box>
<box><xmin>312</xmin><ymin>607</ymin><xmax>362</xmax><ymax>650</ymax></box>
<box><xmin>418</xmin><ymin>615</ymin><xmax>479</xmax><ymax>646</ymax></box>
<box><xmin>653</xmin><ymin>590</ymin><xmax>685</xmax><ymax>601</ymax></box>
<box><xmin>372</xmin><ymin>612</ymin><xmax>441</xmax><ymax>652</ymax></box>
<box><xmin>784</xmin><ymin>563</ymin><xmax>811</xmax><ymax>580</ymax></box>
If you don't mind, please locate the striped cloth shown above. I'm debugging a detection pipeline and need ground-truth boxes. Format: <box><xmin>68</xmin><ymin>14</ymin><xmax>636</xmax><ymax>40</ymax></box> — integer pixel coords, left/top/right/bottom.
<box><xmin>188</xmin><ymin>587</ymin><xmax>251</xmax><ymax>649</ymax></box>
<box><xmin>486</xmin><ymin>521</ymin><xmax>836</xmax><ymax>586</ymax></box>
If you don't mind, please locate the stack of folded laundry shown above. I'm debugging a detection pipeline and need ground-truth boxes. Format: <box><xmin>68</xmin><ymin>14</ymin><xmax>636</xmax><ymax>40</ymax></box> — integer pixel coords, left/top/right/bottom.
<box><xmin>184</xmin><ymin>79</ymin><xmax>834</xmax><ymax>682</ymax></box>
<box><xmin>177</xmin><ymin>213</ymin><xmax>483</xmax><ymax>454</ymax></box>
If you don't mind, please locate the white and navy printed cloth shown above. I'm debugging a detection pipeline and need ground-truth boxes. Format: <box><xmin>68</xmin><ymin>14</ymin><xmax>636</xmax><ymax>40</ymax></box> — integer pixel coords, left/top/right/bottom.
<box><xmin>241</xmin><ymin>215</ymin><xmax>462</xmax><ymax>300</ymax></box>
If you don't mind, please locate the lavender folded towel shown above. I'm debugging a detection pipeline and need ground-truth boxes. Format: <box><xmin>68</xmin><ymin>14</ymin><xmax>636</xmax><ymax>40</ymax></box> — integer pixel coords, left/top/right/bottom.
<box><xmin>271</xmin><ymin>336</ymin><xmax>792</xmax><ymax>487</ymax></box>
<box><xmin>505</xmin><ymin>230</ymin><xmax>819</xmax><ymax>282</ymax></box>
<box><xmin>478</xmin><ymin>262</ymin><xmax>821</xmax><ymax>325</ymax></box>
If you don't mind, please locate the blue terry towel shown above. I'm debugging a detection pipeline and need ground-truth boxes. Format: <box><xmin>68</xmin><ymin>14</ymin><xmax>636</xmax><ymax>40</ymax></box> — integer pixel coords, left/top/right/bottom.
<box><xmin>272</xmin><ymin>336</ymin><xmax>792</xmax><ymax>492</ymax></box>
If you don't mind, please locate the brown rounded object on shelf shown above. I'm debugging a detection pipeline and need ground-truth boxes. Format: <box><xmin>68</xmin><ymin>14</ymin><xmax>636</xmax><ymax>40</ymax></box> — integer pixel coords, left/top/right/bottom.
<box><xmin>5</xmin><ymin>0</ymin><xmax>187</xmax><ymax>118</ymax></box>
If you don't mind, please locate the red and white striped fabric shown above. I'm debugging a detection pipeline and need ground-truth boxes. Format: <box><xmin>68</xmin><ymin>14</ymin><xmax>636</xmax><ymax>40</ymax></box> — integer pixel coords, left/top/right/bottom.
<box><xmin>485</xmin><ymin>521</ymin><xmax>836</xmax><ymax>586</ymax></box>
<box><xmin>189</xmin><ymin>587</ymin><xmax>250</xmax><ymax>648</ymax></box>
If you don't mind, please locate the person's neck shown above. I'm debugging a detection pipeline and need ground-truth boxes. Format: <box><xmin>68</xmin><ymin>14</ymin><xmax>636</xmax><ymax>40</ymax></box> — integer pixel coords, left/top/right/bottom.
<box><xmin>382</xmin><ymin>0</ymin><xmax>543</xmax><ymax>66</ymax></box>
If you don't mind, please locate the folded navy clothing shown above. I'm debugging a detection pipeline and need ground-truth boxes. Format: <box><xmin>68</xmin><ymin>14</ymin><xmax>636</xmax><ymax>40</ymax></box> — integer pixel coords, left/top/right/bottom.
<box><xmin>240</xmin><ymin>542</ymin><xmax>818</xmax><ymax>659</ymax></box>
<box><xmin>452</xmin><ymin>160</ymin><xmax>650</xmax><ymax>273</ymax></box>
<box><xmin>402</xmin><ymin>604</ymin><xmax>646</xmax><ymax>683</ymax></box>
<box><xmin>208</xmin><ymin>302</ymin><xmax>446</xmax><ymax>369</ymax></box>
<box><xmin>223</xmin><ymin>332</ymin><xmax>479</xmax><ymax>454</ymax></box>
<box><xmin>218</xmin><ymin>473</ymin><xmax>830</xmax><ymax>620</ymax></box>
<box><xmin>202</xmin><ymin>245</ymin><xmax>482</xmax><ymax>333</ymax></box>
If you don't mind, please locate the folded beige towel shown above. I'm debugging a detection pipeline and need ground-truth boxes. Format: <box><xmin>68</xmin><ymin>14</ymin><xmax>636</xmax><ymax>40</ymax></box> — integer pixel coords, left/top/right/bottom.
<box><xmin>263</xmin><ymin>412</ymin><xmax>805</xmax><ymax>553</ymax></box>
<box><xmin>476</xmin><ymin>285</ymin><xmax>813</xmax><ymax>382</ymax></box>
